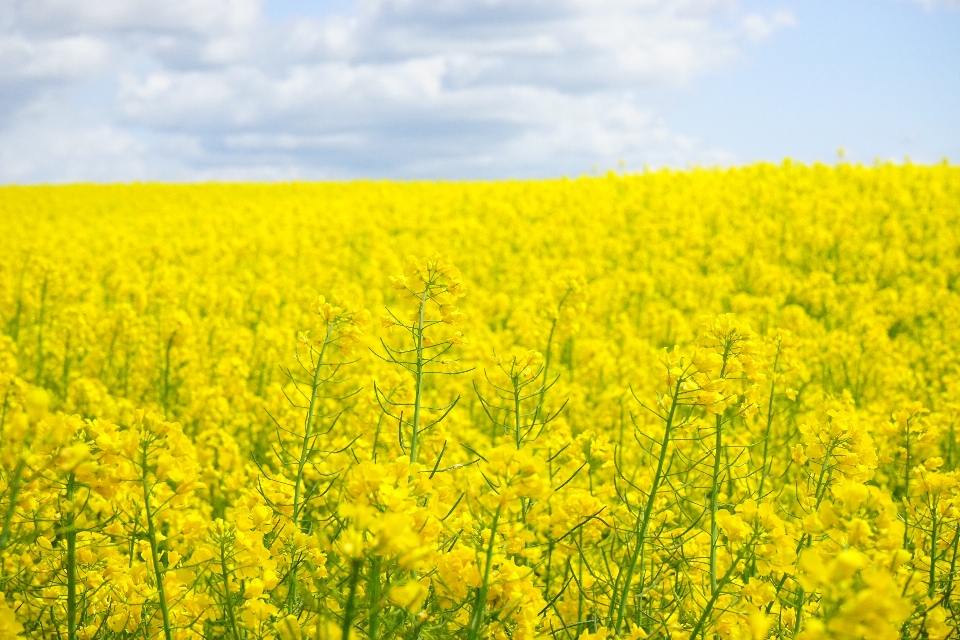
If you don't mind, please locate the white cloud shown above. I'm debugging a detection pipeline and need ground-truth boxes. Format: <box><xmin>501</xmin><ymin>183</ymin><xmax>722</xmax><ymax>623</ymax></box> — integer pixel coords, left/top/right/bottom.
<box><xmin>14</xmin><ymin>0</ymin><xmax>262</xmax><ymax>35</ymax></box>
<box><xmin>0</xmin><ymin>35</ymin><xmax>109</xmax><ymax>81</ymax></box>
<box><xmin>0</xmin><ymin>0</ymin><xmax>794</xmax><ymax>182</ymax></box>
<box><xmin>909</xmin><ymin>0</ymin><xmax>960</xmax><ymax>10</ymax></box>
<box><xmin>741</xmin><ymin>9</ymin><xmax>796</xmax><ymax>42</ymax></box>
<box><xmin>0</xmin><ymin>113</ymin><xmax>150</xmax><ymax>183</ymax></box>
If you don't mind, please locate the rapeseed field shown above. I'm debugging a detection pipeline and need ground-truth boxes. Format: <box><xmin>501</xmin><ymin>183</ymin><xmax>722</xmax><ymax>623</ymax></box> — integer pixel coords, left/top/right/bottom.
<box><xmin>1</xmin><ymin>161</ymin><xmax>959</xmax><ymax>640</ymax></box>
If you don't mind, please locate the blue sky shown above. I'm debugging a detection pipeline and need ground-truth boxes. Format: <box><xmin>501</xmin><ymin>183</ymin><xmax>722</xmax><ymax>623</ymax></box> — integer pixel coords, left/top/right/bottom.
<box><xmin>0</xmin><ymin>0</ymin><xmax>956</xmax><ymax>183</ymax></box>
<box><xmin>669</xmin><ymin>0</ymin><xmax>960</xmax><ymax>164</ymax></box>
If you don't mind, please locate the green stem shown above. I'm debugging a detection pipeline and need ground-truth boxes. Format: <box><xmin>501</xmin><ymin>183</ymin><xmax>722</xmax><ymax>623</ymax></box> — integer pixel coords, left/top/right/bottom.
<box><xmin>61</xmin><ymin>332</ymin><xmax>72</xmax><ymax>399</ymax></box>
<box><xmin>904</xmin><ymin>426</ymin><xmax>912</xmax><ymax>548</ymax></box>
<box><xmin>409</xmin><ymin>288</ymin><xmax>428</xmax><ymax>464</ymax></box>
<box><xmin>613</xmin><ymin>378</ymin><xmax>681</xmax><ymax>633</ymax></box>
<box><xmin>757</xmin><ymin>346</ymin><xmax>780</xmax><ymax>498</ymax></box>
<box><xmin>948</xmin><ymin>421</ymin><xmax>957</xmax><ymax>471</ymax></box>
<box><xmin>687</xmin><ymin>535</ymin><xmax>756</xmax><ymax>640</ymax></box>
<box><xmin>468</xmin><ymin>505</ymin><xmax>501</xmax><ymax>640</ymax></box>
<box><xmin>35</xmin><ymin>277</ymin><xmax>47</xmax><ymax>385</ymax></box>
<box><xmin>290</xmin><ymin>322</ymin><xmax>333</xmax><ymax>612</ymax></box>
<box><xmin>709</xmin><ymin>412</ymin><xmax>723</xmax><ymax>596</ymax></box>
<box><xmin>537</xmin><ymin>289</ymin><xmax>573</xmax><ymax>419</ymax></box>
<box><xmin>342</xmin><ymin>558</ymin><xmax>364</xmax><ymax>640</ymax></box>
<box><xmin>514</xmin><ymin>378</ymin><xmax>522</xmax><ymax>450</ymax></box>
<box><xmin>219</xmin><ymin>533</ymin><xmax>241</xmax><ymax>640</ymax></box>
<box><xmin>941</xmin><ymin>526</ymin><xmax>960</xmax><ymax>603</ymax></box>
<box><xmin>793</xmin><ymin>586</ymin><xmax>805</xmax><ymax>635</ymax></box>
<box><xmin>708</xmin><ymin>343</ymin><xmax>732</xmax><ymax>597</ymax></box>
<box><xmin>140</xmin><ymin>441</ymin><xmax>173</xmax><ymax>640</ymax></box>
<box><xmin>765</xmin><ymin>439</ymin><xmax>840</xmax><ymax>613</ymax></box>
<box><xmin>161</xmin><ymin>335</ymin><xmax>174</xmax><ymax>417</ymax></box>
<box><xmin>929</xmin><ymin>496</ymin><xmax>939</xmax><ymax>598</ymax></box>
<box><xmin>66</xmin><ymin>474</ymin><xmax>77</xmax><ymax>640</ymax></box>
<box><xmin>541</xmin><ymin>320</ymin><xmax>558</xmax><ymax>409</ymax></box>
<box><xmin>368</xmin><ymin>556</ymin><xmax>381</xmax><ymax>640</ymax></box>
<box><xmin>0</xmin><ymin>456</ymin><xmax>28</xmax><ymax>551</ymax></box>
<box><xmin>0</xmin><ymin>386</ymin><xmax>9</xmax><ymax>440</ymax></box>
<box><xmin>293</xmin><ymin>323</ymin><xmax>332</xmax><ymax>523</ymax></box>
<box><xmin>8</xmin><ymin>261</ymin><xmax>26</xmax><ymax>343</ymax></box>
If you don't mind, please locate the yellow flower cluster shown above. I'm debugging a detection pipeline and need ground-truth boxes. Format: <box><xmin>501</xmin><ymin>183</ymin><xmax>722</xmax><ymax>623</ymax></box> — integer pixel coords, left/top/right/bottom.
<box><xmin>0</xmin><ymin>160</ymin><xmax>959</xmax><ymax>639</ymax></box>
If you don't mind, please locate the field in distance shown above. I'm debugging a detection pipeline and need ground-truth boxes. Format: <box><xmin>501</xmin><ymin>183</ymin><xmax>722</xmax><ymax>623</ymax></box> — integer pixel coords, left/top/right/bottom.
<box><xmin>1</xmin><ymin>162</ymin><xmax>959</xmax><ymax>640</ymax></box>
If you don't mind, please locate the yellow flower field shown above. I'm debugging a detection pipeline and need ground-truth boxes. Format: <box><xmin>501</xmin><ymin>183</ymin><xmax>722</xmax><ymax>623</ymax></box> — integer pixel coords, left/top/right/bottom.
<box><xmin>1</xmin><ymin>161</ymin><xmax>959</xmax><ymax>640</ymax></box>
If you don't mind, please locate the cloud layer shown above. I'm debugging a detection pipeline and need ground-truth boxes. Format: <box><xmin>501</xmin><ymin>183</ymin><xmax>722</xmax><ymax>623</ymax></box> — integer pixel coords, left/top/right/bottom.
<box><xmin>0</xmin><ymin>0</ymin><xmax>796</xmax><ymax>182</ymax></box>
<box><xmin>911</xmin><ymin>0</ymin><xmax>960</xmax><ymax>10</ymax></box>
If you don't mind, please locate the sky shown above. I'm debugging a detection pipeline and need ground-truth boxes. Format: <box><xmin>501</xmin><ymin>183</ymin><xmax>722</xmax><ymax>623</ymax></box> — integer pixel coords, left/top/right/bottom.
<box><xmin>0</xmin><ymin>0</ymin><xmax>957</xmax><ymax>183</ymax></box>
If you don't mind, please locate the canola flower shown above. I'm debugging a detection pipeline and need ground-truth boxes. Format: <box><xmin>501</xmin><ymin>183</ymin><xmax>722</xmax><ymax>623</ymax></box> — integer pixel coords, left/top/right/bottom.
<box><xmin>0</xmin><ymin>161</ymin><xmax>959</xmax><ymax>639</ymax></box>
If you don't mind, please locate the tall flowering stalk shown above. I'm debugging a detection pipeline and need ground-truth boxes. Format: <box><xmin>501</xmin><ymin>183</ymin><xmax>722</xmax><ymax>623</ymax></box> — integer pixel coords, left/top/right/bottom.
<box><xmin>375</xmin><ymin>254</ymin><xmax>468</xmax><ymax>465</ymax></box>
<box><xmin>474</xmin><ymin>349</ymin><xmax>567</xmax><ymax>450</ymax></box>
<box><xmin>255</xmin><ymin>294</ymin><xmax>368</xmax><ymax>614</ymax></box>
